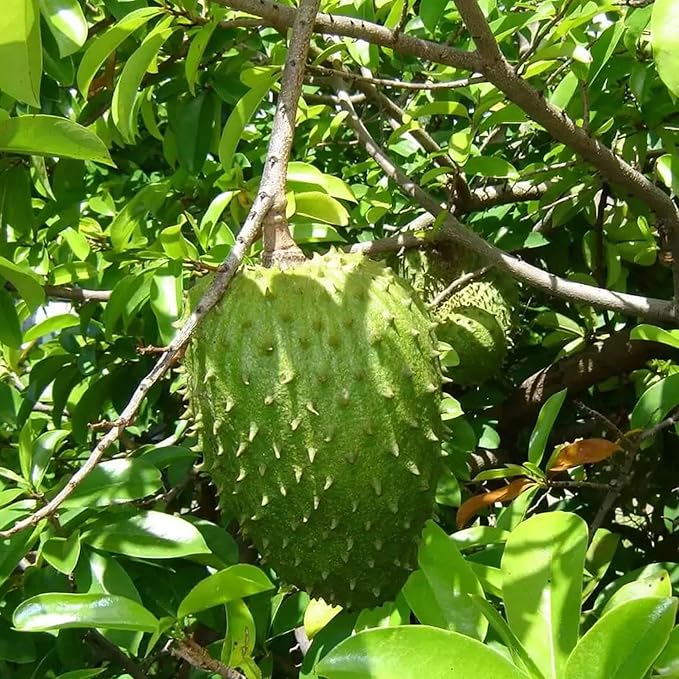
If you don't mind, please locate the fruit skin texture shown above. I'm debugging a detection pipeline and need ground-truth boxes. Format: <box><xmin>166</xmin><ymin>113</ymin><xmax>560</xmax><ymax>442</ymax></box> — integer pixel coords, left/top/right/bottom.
<box><xmin>185</xmin><ymin>251</ymin><xmax>443</xmax><ymax>609</ymax></box>
<box><xmin>397</xmin><ymin>246</ymin><xmax>517</xmax><ymax>385</ymax></box>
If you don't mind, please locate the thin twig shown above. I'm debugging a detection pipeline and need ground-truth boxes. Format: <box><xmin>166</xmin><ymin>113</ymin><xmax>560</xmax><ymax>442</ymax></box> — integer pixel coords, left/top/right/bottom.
<box><xmin>308</xmin><ymin>64</ymin><xmax>485</xmax><ymax>90</ymax></box>
<box><xmin>0</xmin><ymin>0</ymin><xmax>320</xmax><ymax>539</ymax></box>
<box><xmin>43</xmin><ymin>285</ymin><xmax>112</xmax><ymax>302</ymax></box>
<box><xmin>174</xmin><ymin>638</ymin><xmax>245</xmax><ymax>679</ymax></box>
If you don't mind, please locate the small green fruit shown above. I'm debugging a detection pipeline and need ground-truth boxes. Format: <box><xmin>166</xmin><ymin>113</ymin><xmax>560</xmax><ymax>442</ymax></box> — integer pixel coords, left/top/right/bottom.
<box><xmin>185</xmin><ymin>251</ymin><xmax>443</xmax><ymax>609</ymax></box>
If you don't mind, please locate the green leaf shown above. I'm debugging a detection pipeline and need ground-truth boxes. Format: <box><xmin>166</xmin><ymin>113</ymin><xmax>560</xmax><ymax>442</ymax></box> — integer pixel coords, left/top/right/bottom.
<box><xmin>409</xmin><ymin>101</ymin><xmax>468</xmax><ymax>118</ymax></box>
<box><xmin>39</xmin><ymin>0</ymin><xmax>88</xmax><ymax>58</ymax></box>
<box><xmin>81</xmin><ymin>510</ymin><xmax>210</xmax><ymax>558</ymax></box>
<box><xmin>58</xmin><ymin>459</ymin><xmax>162</xmax><ymax>508</ymax></box>
<box><xmin>0</xmin><ymin>256</ymin><xmax>44</xmax><ymax>311</ymax></box>
<box><xmin>654</xmin><ymin>625</ymin><xmax>679</xmax><ymax>678</ymax></box>
<box><xmin>470</xmin><ymin>595</ymin><xmax>545</xmax><ymax>679</ymax></box>
<box><xmin>0</xmin><ymin>288</ymin><xmax>22</xmax><ymax>348</ymax></box>
<box><xmin>564</xmin><ymin>597</ymin><xmax>677</xmax><ymax>679</ymax></box>
<box><xmin>218</xmin><ymin>75</ymin><xmax>280</xmax><ymax>171</ymax></box>
<box><xmin>465</xmin><ymin>156</ymin><xmax>519</xmax><ymax>179</ymax></box>
<box><xmin>601</xmin><ymin>571</ymin><xmax>672</xmax><ymax>617</ymax></box>
<box><xmin>0</xmin><ymin>0</ymin><xmax>42</xmax><ymax>106</ymax></box>
<box><xmin>0</xmin><ymin>116</ymin><xmax>113</xmax><ymax>165</ymax></box>
<box><xmin>77</xmin><ymin>7</ymin><xmax>163</xmax><ymax>96</ymax></box>
<box><xmin>150</xmin><ymin>262</ymin><xmax>183</xmax><ymax>345</ymax></box>
<box><xmin>177</xmin><ymin>564</ymin><xmax>274</xmax><ymax>619</ymax></box>
<box><xmin>168</xmin><ymin>91</ymin><xmax>217</xmax><ymax>174</ymax></box>
<box><xmin>198</xmin><ymin>191</ymin><xmax>236</xmax><ymax>249</ymax></box>
<box><xmin>528</xmin><ymin>388</ymin><xmax>567</xmax><ymax>466</ymax></box>
<box><xmin>109</xmin><ymin>181</ymin><xmax>169</xmax><ymax>251</ymax></box>
<box><xmin>287</xmin><ymin>162</ymin><xmax>356</xmax><ymax>202</ymax></box>
<box><xmin>316</xmin><ymin>625</ymin><xmax>530</xmax><ymax>679</ymax></box>
<box><xmin>420</xmin><ymin>0</ymin><xmax>447</xmax><ymax>33</ymax></box>
<box><xmin>23</xmin><ymin>313</ymin><xmax>79</xmax><ymax>343</ymax></box>
<box><xmin>55</xmin><ymin>670</ymin><xmax>106</xmax><ymax>679</ymax></box>
<box><xmin>42</xmin><ymin>531</ymin><xmax>81</xmax><ymax>574</ymax></box>
<box><xmin>656</xmin><ymin>154</ymin><xmax>679</xmax><ymax>195</ymax></box>
<box><xmin>502</xmin><ymin>512</ymin><xmax>588</xmax><ymax>679</ymax></box>
<box><xmin>292</xmin><ymin>192</ymin><xmax>349</xmax><ymax>226</ymax></box>
<box><xmin>405</xmin><ymin>520</ymin><xmax>487</xmax><ymax>639</ymax></box>
<box><xmin>652</xmin><ymin>0</ymin><xmax>679</xmax><ymax>97</ymax></box>
<box><xmin>0</xmin><ymin>522</ymin><xmax>43</xmax><ymax>588</ymax></box>
<box><xmin>185</xmin><ymin>19</ymin><xmax>218</xmax><ymax>96</ymax></box>
<box><xmin>29</xmin><ymin>429</ymin><xmax>70</xmax><ymax>489</ymax></box>
<box><xmin>631</xmin><ymin>373</ymin><xmax>679</xmax><ymax>430</ymax></box>
<box><xmin>289</xmin><ymin>223</ymin><xmax>346</xmax><ymax>244</ymax></box>
<box><xmin>13</xmin><ymin>593</ymin><xmax>159</xmax><ymax>632</ymax></box>
<box><xmin>111</xmin><ymin>19</ymin><xmax>176</xmax><ymax>143</ymax></box>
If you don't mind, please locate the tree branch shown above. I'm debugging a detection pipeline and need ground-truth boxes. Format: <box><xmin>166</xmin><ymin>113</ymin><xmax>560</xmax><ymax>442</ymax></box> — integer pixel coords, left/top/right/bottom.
<box><xmin>174</xmin><ymin>638</ymin><xmax>245</xmax><ymax>679</ymax></box>
<box><xmin>0</xmin><ymin>0</ymin><xmax>320</xmax><ymax>540</ymax></box>
<box><xmin>332</xmin><ymin>75</ymin><xmax>676</xmax><ymax>322</ymax></box>
<box><xmin>452</xmin><ymin>0</ymin><xmax>679</xmax><ymax>307</ymax></box>
<box><xmin>220</xmin><ymin>0</ymin><xmax>482</xmax><ymax>72</ymax></box>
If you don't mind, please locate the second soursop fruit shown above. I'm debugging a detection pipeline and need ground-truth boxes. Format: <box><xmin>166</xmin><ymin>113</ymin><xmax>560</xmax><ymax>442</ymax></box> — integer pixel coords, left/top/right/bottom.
<box><xmin>185</xmin><ymin>251</ymin><xmax>443</xmax><ymax>609</ymax></box>
<box><xmin>397</xmin><ymin>245</ymin><xmax>516</xmax><ymax>385</ymax></box>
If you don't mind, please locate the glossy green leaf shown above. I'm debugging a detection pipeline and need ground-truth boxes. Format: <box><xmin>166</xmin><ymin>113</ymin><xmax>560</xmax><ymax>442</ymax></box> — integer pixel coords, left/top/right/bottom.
<box><xmin>0</xmin><ymin>116</ymin><xmax>113</xmax><ymax>165</ymax></box>
<box><xmin>470</xmin><ymin>595</ymin><xmax>545</xmax><ymax>679</ymax></box>
<box><xmin>0</xmin><ymin>0</ymin><xmax>42</xmax><ymax>106</ymax></box>
<box><xmin>631</xmin><ymin>373</ymin><xmax>679</xmax><ymax>430</ymax></box>
<box><xmin>0</xmin><ymin>522</ymin><xmax>43</xmax><ymax>589</ymax></box>
<box><xmin>150</xmin><ymin>262</ymin><xmax>183</xmax><ymax>345</ymax></box>
<box><xmin>409</xmin><ymin>101</ymin><xmax>468</xmax><ymax>118</ymax></box>
<box><xmin>0</xmin><ymin>288</ymin><xmax>22</xmax><ymax>348</ymax></box>
<box><xmin>197</xmin><ymin>191</ymin><xmax>236</xmax><ymax>249</ymax></box>
<box><xmin>76</xmin><ymin>7</ymin><xmax>163</xmax><ymax>96</ymax></box>
<box><xmin>81</xmin><ymin>510</ymin><xmax>210</xmax><ymax>558</ymax></box>
<box><xmin>652</xmin><ymin>0</ymin><xmax>679</xmax><ymax>97</ymax></box>
<box><xmin>0</xmin><ymin>164</ymin><xmax>34</xmax><ymax>235</ymax></box>
<box><xmin>13</xmin><ymin>593</ymin><xmax>159</xmax><ymax>632</ymax></box>
<box><xmin>528</xmin><ymin>388</ymin><xmax>567</xmax><ymax>466</ymax></box>
<box><xmin>177</xmin><ymin>564</ymin><xmax>274</xmax><ymax>619</ymax></box>
<box><xmin>316</xmin><ymin>625</ymin><xmax>530</xmax><ymax>679</ymax></box>
<box><xmin>631</xmin><ymin>324</ymin><xmax>679</xmax><ymax>350</ymax></box>
<box><xmin>564</xmin><ymin>597</ymin><xmax>677</xmax><ymax>679</ymax></box>
<box><xmin>218</xmin><ymin>75</ymin><xmax>280</xmax><ymax>171</ymax></box>
<box><xmin>40</xmin><ymin>0</ymin><xmax>87</xmax><ymax>57</ymax></box>
<box><xmin>465</xmin><ymin>156</ymin><xmax>519</xmax><ymax>179</ymax></box>
<box><xmin>420</xmin><ymin>0</ymin><xmax>447</xmax><ymax>33</ymax></box>
<box><xmin>185</xmin><ymin>19</ymin><xmax>218</xmax><ymax>96</ymax></box>
<box><xmin>287</xmin><ymin>162</ymin><xmax>356</xmax><ymax>202</ymax></box>
<box><xmin>42</xmin><ymin>531</ymin><xmax>81</xmax><ymax>574</ymax></box>
<box><xmin>0</xmin><ymin>256</ymin><xmax>44</xmax><ymax>311</ymax></box>
<box><xmin>55</xmin><ymin>669</ymin><xmax>106</xmax><ymax>679</ymax></box>
<box><xmin>111</xmin><ymin>20</ymin><xmax>176</xmax><ymax>143</ymax></box>
<box><xmin>168</xmin><ymin>91</ymin><xmax>217</xmax><ymax>174</ymax></box>
<box><xmin>656</xmin><ymin>154</ymin><xmax>679</xmax><ymax>196</ymax></box>
<box><xmin>502</xmin><ymin>512</ymin><xmax>588</xmax><ymax>679</ymax></box>
<box><xmin>407</xmin><ymin>520</ymin><xmax>487</xmax><ymax>639</ymax></box>
<box><xmin>29</xmin><ymin>429</ymin><xmax>70</xmax><ymax>488</ymax></box>
<box><xmin>654</xmin><ymin>625</ymin><xmax>679</xmax><ymax>677</ymax></box>
<box><xmin>59</xmin><ymin>459</ymin><xmax>162</xmax><ymax>508</ymax></box>
<box><xmin>23</xmin><ymin>313</ymin><xmax>79</xmax><ymax>343</ymax></box>
<box><xmin>109</xmin><ymin>181</ymin><xmax>169</xmax><ymax>251</ymax></box>
<box><xmin>601</xmin><ymin>571</ymin><xmax>672</xmax><ymax>617</ymax></box>
<box><xmin>292</xmin><ymin>192</ymin><xmax>349</xmax><ymax>226</ymax></box>
<box><xmin>223</xmin><ymin>598</ymin><xmax>257</xmax><ymax>667</ymax></box>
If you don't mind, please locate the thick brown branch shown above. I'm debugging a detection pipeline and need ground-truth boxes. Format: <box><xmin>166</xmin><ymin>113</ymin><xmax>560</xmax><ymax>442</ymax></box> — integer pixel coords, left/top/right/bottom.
<box><xmin>174</xmin><ymin>638</ymin><xmax>245</xmax><ymax>679</ymax></box>
<box><xmin>493</xmin><ymin>330</ymin><xmax>672</xmax><ymax>428</ymax></box>
<box><xmin>220</xmin><ymin>0</ymin><xmax>482</xmax><ymax>72</ymax></box>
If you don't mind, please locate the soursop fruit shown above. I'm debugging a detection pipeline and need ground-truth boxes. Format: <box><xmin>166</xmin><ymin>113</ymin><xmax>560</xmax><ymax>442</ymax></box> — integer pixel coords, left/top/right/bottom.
<box><xmin>185</xmin><ymin>251</ymin><xmax>443</xmax><ymax>609</ymax></box>
<box><xmin>396</xmin><ymin>245</ymin><xmax>517</xmax><ymax>385</ymax></box>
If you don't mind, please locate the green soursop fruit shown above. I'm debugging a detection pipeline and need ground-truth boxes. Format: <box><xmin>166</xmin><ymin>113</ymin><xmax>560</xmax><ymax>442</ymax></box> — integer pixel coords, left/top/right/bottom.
<box><xmin>395</xmin><ymin>245</ymin><xmax>516</xmax><ymax>385</ymax></box>
<box><xmin>185</xmin><ymin>251</ymin><xmax>443</xmax><ymax>609</ymax></box>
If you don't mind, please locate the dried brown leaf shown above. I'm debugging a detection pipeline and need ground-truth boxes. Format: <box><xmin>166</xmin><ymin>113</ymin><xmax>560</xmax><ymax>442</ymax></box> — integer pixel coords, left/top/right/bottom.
<box><xmin>456</xmin><ymin>478</ymin><xmax>535</xmax><ymax>529</ymax></box>
<box><xmin>548</xmin><ymin>438</ymin><xmax>621</xmax><ymax>473</ymax></box>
